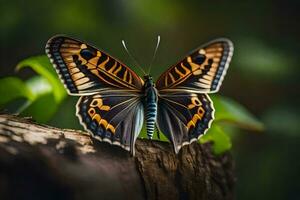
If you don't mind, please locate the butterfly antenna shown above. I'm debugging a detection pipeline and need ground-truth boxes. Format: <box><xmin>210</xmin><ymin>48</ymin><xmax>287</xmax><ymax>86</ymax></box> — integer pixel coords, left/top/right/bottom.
<box><xmin>147</xmin><ymin>35</ymin><xmax>161</xmax><ymax>74</ymax></box>
<box><xmin>121</xmin><ymin>40</ymin><xmax>146</xmax><ymax>75</ymax></box>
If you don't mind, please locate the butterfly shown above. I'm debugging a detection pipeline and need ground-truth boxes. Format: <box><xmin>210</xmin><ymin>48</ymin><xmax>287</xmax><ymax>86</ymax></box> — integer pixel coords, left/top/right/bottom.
<box><xmin>45</xmin><ymin>35</ymin><xmax>233</xmax><ymax>155</ymax></box>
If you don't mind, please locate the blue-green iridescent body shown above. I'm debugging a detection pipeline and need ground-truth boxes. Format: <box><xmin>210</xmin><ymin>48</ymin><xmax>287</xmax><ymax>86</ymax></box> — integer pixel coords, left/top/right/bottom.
<box><xmin>143</xmin><ymin>75</ymin><xmax>158</xmax><ymax>139</ymax></box>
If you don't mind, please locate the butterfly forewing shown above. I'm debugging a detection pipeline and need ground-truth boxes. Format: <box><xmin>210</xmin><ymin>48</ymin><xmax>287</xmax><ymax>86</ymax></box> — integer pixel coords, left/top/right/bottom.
<box><xmin>156</xmin><ymin>39</ymin><xmax>233</xmax><ymax>93</ymax></box>
<box><xmin>46</xmin><ymin>36</ymin><xmax>144</xmax><ymax>95</ymax></box>
<box><xmin>157</xmin><ymin>93</ymin><xmax>214</xmax><ymax>153</ymax></box>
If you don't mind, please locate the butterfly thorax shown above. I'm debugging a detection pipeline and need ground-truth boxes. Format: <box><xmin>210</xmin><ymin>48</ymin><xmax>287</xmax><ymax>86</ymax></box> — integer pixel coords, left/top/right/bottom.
<box><xmin>143</xmin><ymin>75</ymin><xmax>158</xmax><ymax>139</ymax></box>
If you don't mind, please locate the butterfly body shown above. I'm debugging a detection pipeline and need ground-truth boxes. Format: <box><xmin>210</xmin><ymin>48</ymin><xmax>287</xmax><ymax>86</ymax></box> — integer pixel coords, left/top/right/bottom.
<box><xmin>46</xmin><ymin>35</ymin><xmax>233</xmax><ymax>155</ymax></box>
<box><xmin>143</xmin><ymin>75</ymin><xmax>158</xmax><ymax>139</ymax></box>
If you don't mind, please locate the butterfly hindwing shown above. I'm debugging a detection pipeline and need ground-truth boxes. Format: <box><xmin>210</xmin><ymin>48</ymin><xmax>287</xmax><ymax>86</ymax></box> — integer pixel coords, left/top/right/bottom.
<box><xmin>76</xmin><ymin>93</ymin><xmax>144</xmax><ymax>155</ymax></box>
<box><xmin>46</xmin><ymin>36</ymin><xmax>144</xmax><ymax>95</ymax></box>
<box><xmin>156</xmin><ymin>39</ymin><xmax>233</xmax><ymax>93</ymax></box>
<box><xmin>157</xmin><ymin>93</ymin><xmax>214</xmax><ymax>153</ymax></box>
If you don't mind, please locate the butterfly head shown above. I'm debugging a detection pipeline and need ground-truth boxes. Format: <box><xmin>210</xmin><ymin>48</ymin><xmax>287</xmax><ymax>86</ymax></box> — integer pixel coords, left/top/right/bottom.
<box><xmin>144</xmin><ymin>74</ymin><xmax>152</xmax><ymax>80</ymax></box>
<box><xmin>144</xmin><ymin>75</ymin><xmax>154</xmax><ymax>87</ymax></box>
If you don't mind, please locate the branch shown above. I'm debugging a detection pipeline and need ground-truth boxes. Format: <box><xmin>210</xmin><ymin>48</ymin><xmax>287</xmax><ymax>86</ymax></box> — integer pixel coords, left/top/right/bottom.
<box><xmin>0</xmin><ymin>114</ymin><xmax>235</xmax><ymax>200</ymax></box>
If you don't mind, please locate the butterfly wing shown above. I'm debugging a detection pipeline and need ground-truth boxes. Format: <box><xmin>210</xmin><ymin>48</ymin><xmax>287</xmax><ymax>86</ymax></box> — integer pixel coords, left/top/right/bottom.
<box><xmin>76</xmin><ymin>92</ymin><xmax>144</xmax><ymax>155</ymax></box>
<box><xmin>156</xmin><ymin>38</ymin><xmax>233</xmax><ymax>93</ymax></box>
<box><xmin>46</xmin><ymin>36</ymin><xmax>145</xmax><ymax>154</ymax></box>
<box><xmin>46</xmin><ymin>35</ymin><xmax>144</xmax><ymax>95</ymax></box>
<box><xmin>156</xmin><ymin>93</ymin><xmax>214</xmax><ymax>153</ymax></box>
<box><xmin>156</xmin><ymin>38</ymin><xmax>233</xmax><ymax>153</ymax></box>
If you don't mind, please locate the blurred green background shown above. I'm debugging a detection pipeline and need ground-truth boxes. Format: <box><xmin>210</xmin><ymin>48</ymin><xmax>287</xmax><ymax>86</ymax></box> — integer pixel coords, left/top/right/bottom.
<box><xmin>1</xmin><ymin>0</ymin><xmax>299</xmax><ymax>199</ymax></box>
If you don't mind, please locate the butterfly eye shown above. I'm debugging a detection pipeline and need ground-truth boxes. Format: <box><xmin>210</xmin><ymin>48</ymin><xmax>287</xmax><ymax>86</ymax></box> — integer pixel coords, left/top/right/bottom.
<box><xmin>80</xmin><ymin>48</ymin><xmax>96</xmax><ymax>60</ymax></box>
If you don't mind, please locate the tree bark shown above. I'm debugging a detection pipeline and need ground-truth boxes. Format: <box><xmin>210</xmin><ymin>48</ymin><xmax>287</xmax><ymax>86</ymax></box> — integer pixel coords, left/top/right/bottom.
<box><xmin>0</xmin><ymin>114</ymin><xmax>235</xmax><ymax>200</ymax></box>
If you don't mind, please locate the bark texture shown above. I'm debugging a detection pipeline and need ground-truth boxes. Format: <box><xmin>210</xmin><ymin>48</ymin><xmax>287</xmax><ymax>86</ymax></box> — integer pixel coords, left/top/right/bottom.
<box><xmin>0</xmin><ymin>114</ymin><xmax>235</xmax><ymax>200</ymax></box>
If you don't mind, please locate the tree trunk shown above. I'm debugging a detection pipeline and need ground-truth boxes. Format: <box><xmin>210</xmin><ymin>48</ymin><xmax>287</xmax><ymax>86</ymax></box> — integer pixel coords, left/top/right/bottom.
<box><xmin>0</xmin><ymin>114</ymin><xmax>235</xmax><ymax>200</ymax></box>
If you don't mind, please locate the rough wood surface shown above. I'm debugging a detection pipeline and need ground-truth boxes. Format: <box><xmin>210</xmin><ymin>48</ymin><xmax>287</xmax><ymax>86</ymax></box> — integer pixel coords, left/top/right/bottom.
<box><xmin>0</xmin><ymin>114</ymin><xmax>235</xmax><ymax>200</ymax></box>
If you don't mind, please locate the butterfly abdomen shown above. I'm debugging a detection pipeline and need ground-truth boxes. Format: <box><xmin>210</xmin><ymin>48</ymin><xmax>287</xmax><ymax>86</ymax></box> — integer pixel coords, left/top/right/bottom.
<box><xmin>144</xmin><ymin>77</ymin><xmax>158</xmax><ymax>139</ymax></box>
<box><xmin>145</xmin><ymin>99</ymin><xmax>157</xmax><ymax>139</ymax></box>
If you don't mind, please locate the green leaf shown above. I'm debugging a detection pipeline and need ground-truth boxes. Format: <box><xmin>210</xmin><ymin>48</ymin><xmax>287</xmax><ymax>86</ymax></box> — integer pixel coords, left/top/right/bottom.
<box><xmin>25</xmin><ymin>76</ymin><xmax>53</xmax><ymax>97</ymax></box>
<box><xmin>138</xmin><ymin>126</ymin><xmax>169</xmax><ymax>142</ymax></box>
<box><xmin>0</xmin><ymin>77</ymin><xmax>34</xmax><ymax>106</ymax></box>
<box><xmin>19</xmin><ymin>76</ymin><xmax>62</xmax><ymax>122</ymax></box>
<box><xmin>235</xmin><ymin>38</ymin><xmax>294</xmax><ymax>80</ymax></box>
<box><xmin>14</xmin><ymin>56</ymin><xmax>67</xmax><ymax>122</ymax></box>
<box><xmin>0</xmin><ymin>76</ymin><xmax>57</xmax><ymax>119</ymax></box>
<box><xmin>200</xmin><ymin>124</ymin><xmax>232</xmax><ymax>154</ymax></box>
<box><xmin>21</xmin><ymin>92</ymin><xmax>58</xmax><ymax>123</ymax></box>
<box><xmin>16</xmin><ymin>55</ymin><xmax>67</xmax><ymax>102</ymax></box>
<box><xmin>0</xmin><ymin>75</ymin><xmax>62</xmax><ymax>123</ymax></box>
<box><xmin>14</xmin><ymin>76</ymin><xmax>56</xmax><ymax>113</ymax></box>
<box><xmin>211</xmin><ymin>95</ymin><xmax>264</xmax><ymax>131</ymax></box>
